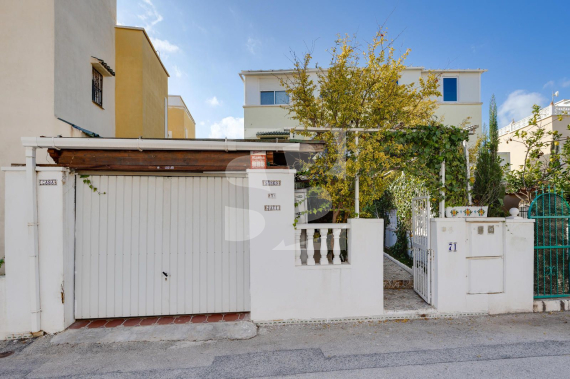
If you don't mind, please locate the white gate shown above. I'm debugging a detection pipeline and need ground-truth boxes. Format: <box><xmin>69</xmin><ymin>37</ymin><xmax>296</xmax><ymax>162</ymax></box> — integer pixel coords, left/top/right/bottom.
<box><xmin>411</xmin><ymin>196</ymin><xmax>432</xmax><ymax>304</ymax></box>
<box><xmin>75</xmin><ymin>175</ymin><xmax>250</xmax><ymax>319</ymax></box>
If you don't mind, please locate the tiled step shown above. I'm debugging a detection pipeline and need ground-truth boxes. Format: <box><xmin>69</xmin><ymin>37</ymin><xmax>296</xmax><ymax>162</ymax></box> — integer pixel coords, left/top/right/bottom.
<box><xmin>69</xmin><ymin>312</ymin><xmax>250</xmax><ymax>330</ymax></box>
<box><xmin>384</xmin><ymin>279</ymin><xmax>414</xmax><ymax>289</ymax></box>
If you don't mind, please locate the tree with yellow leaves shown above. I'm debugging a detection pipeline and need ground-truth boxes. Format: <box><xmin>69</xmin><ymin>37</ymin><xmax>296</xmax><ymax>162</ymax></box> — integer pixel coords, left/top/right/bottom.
<box><xmin>281</xmin><ymin>29</ymin><xmax>441</xmax><ymax>222</ymax></box>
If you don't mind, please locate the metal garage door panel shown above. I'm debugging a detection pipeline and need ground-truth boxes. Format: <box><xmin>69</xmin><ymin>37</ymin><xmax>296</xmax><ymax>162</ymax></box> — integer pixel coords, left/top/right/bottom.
<box><xmin>75</xmin><ymin>175</ymin><xmax>250</xmax><ymax>319</ymax></box>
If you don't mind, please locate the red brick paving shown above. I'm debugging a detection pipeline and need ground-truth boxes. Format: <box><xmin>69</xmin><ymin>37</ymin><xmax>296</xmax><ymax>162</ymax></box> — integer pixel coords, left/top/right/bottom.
<box><xmin>223</xmin><ymin>313</ymin><xmax>240</xmax><ymax>322</ymax></box>
<box><xmin>157</xmin><ymin>317</ymin><xmax>175</xmax><ymax>325</ymax></box>
<box><xmin>123</xmin><ymin>318</ymin><xmax>141</xmax><ymax>327</ymax></box>
<box><xmin>174</xmin><ymin>316</ymin><xmax>192</xmax><ymax>324</ymax></box>
<box><xmin>191</xmin><ymin>315</ymin><xmax>208</xmax><ymax>323</ymax></box>
<box><xmin>69</xmin><ymin>320</ymin><xmax>90</xmax><ymax>329</ymax></box>
<box><xmin>105</xmin><ymin>319</ymin><xmax>125</xmax><ymax>328</ymax></box>
<box><xmin>140</xmin><ymin>317</ymin><xmax>159</xmax><ymax>326</ymax></box>
<box><xmin>71</xmin><ymin>313</ymin><xmax>249</xmax><ymax>330</ymax></box>
<box><xmin>87</xmin><ymin>320</ymin><xmax>108</xmax><ymax>328</ymax></box>
<box><xmin>206</xmin><ymin>314</ymin><xmax>224</xmax><ymax>323</ymax></box>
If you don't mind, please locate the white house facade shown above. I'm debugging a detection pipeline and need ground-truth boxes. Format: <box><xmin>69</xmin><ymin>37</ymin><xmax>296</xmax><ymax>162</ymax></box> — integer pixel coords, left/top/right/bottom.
<box><xmin>240</xmin><ymin>67</ymin><xmax>486</xmax><ymax>143</ymax></box>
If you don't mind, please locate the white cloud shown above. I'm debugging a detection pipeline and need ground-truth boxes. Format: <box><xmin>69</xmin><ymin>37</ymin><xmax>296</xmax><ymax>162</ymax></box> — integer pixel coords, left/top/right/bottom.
<box><xmin>172</xmin><ymin>65</ymin><xmax>184</xmax><ymax>78</ymax></box>
<box><xmin>209</xmin><ymin>117</ymin><xmax>244</xmax><ymax>139</ymax></box>
<box><xmin>543</xmin><ymin>80</ymin><xmax>555</xmax><ymax>89</ymax></box>
<box><xmin>206</xmin><ymin>96</ymin><xmax>221</xmax><ymax>106</ymax></box>
<box><xmin>498</xmin><ymin>90</ymin><xmax>547</xmax><ymax>127</ymax></box>
<box><xmin>150</xmin><ymin>38</ymin><xmax>180</xmax><ymax>54</ymax></box>
<box><xmin>246</xmin><ymin>37</ymin><xmax>261</xmax><ymax>54</ymax></box>
<box><xmin>562</xmin><ymin>78</ymin><xmax>570</xmax><ymax>88</ymax></box>
<box><xmin>138</xmin><ymin>0</ymin><xmax>163</xmax><ymax>32</ymax></box>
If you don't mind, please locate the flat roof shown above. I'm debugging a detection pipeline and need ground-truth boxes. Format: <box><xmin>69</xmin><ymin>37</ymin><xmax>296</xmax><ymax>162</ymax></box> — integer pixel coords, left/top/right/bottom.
<box><xmin>168</xmin><ymin>95</ymin><xmax>195</xmax><ymax>124</ymax></box>
<box><xmin>240</xmin><ymin>67</ymin><xmax>487</xmax><ymax>76</ymax></box>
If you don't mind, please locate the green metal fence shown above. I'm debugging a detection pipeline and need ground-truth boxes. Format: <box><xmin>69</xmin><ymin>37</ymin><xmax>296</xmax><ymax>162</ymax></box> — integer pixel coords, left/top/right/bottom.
<box><xmin>528</xmin><ymin>187</ymin><xmax>570</xmax><ymax>299</ymax></box>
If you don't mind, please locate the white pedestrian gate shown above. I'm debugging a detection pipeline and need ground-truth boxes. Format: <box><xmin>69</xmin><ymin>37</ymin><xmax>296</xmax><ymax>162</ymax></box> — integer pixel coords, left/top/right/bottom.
<box><xmin>411</xmin><ymin>196</ymin><xmax>432</xmax><ymax>304</ymax></box>
<box><xmin>75</xmin><ymin>175</ymin><xmax>250</xmax><ymax>319</ymax></box>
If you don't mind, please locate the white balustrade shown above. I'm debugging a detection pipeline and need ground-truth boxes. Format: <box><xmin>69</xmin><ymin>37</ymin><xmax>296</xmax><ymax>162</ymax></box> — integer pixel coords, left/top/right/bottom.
<box><xmin>295</xmin><ymin>223</ymin><xmax>350</xmax><ymax>266</ymax></box>
<box><xmin>498</xmin><ymin>104</ymin><xmax>570</xmax><ymax>137</ymax></box>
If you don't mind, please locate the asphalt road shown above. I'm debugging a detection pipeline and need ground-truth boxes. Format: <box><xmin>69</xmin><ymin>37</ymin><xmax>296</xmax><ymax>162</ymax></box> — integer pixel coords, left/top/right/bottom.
<box><xmin>1</xmin><ymin>312</ymin><xmax>570</xmax><ymax>378</ymax></box>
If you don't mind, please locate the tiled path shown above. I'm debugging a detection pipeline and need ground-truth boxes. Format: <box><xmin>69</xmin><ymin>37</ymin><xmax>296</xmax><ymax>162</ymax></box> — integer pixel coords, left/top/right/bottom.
<box><xmin>384</xmin><ymin>256</ymin><xmax>413</xmax><ymax>289</ymax></box>
<box><xmin>69</xmin><ymin>313</ymin><xmax>249</xmax><ymax>330</ymax></box>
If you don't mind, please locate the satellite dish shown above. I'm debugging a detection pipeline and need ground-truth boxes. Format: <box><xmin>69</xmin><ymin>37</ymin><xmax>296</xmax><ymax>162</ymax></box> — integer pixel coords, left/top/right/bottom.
<box><xmin>554</xmin><ymin>91</ymin><xmax>559</xmax><ymax>97</ymax></box>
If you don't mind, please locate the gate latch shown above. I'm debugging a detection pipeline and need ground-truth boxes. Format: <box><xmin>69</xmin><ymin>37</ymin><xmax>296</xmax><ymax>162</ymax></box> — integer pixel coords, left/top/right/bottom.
<box><xmin>163</xmin><ymin>272</ymin><xmax>169</xmax><ymax>281</ymax></box>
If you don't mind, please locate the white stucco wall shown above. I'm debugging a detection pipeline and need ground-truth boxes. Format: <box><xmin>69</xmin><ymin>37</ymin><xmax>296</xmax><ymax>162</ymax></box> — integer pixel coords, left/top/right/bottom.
<box><xmin>0</xmin><ymin>0</ymin><xmax>116</xmax><ymax>271</ymax></box>
<box><xmin>2</xmin><ymin>168</ymin><xmax>75</xmax><ymax>339</ymax></box>
<box><xmin>431</xmin><ymin>218</ymin><xmax>534</xmax><ymax>315</ymax></box>
<box><xmin>248</xmin><ymin>169</ymin><xmax>384</xmax><ymax>321</ymax></box>
<box><xmin>0</xmin><ymin>276</ymin><xmax>6</xmax><ymax>339</ymax></box>
<box><xmin>54</xmin><ymin>0</ymin><xmax>117</xmax><ymax>137</ymax></box>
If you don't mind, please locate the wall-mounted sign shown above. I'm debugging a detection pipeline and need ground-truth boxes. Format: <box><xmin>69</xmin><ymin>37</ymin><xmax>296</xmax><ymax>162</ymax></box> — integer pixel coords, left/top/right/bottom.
<box><xmin>250</xmin><ymin>151</ymin><xmax>267</xmax><ymax>169</ymax></box>
<box><xmin>264</xmin><ymin>205</ymin><xmax>281</xmax><ymax>211</ymax></box>
<box><xmin>268</xmin><ymin>193</ymin><xmax>276</xmax><ymax>199</ymax></box>
<box><xmin>250</xmin><ymin>155</ymin><xmax>266</xmax><ymax>169</ymax></box>
<box><xmin>39</xmin><ymin>179</ymin><xmax>57</xmax><ymax>186</ymax></box>
<box><xmin>263</xmin><ymin>180</ymin><xmax>281</xmax><ymax>186</ymax></box>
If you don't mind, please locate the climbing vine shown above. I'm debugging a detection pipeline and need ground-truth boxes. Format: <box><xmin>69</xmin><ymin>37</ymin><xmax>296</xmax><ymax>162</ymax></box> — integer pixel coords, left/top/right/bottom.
<box><xmin>79</xmin><ymin>175</ymin><xmax>106</xmax><ymax>195</ymax></box>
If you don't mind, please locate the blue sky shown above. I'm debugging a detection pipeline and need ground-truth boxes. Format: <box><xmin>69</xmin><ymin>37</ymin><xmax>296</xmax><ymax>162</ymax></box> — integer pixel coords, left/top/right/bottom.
<box><xmin>117</xmin><ymin>0</ymin><xmax>570</xmax><ymax>138</ymax></box>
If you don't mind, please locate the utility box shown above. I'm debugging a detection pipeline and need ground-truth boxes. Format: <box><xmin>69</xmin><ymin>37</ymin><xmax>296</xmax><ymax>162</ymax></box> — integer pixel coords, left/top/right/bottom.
<box><xmin>466</xmin><ymin>220</ymin><xmax>504</xmax><ymax>294</ymax></box>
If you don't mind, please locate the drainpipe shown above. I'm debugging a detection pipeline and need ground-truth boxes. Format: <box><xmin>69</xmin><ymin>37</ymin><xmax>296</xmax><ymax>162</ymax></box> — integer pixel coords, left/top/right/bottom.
<box><xmin>26</xmin><ymin>146</ymin><xmax>41</xmax><ymax>333</ymax></box>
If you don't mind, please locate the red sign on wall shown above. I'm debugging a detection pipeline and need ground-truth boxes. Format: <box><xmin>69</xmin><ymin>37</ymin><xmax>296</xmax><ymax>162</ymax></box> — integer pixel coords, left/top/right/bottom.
<box><xmin>250</xmin><ymin>154</ymin><xmax>267</xmax><ymax>169</ymax></box>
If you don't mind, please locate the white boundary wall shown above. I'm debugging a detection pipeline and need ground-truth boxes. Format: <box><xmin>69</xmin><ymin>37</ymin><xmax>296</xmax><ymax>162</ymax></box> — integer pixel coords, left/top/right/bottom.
<box><xmin>431</xmin><ymin>217</ymin><xmax>534</xmax><ymax>314</ymax></box>
<box><xmin>248</xmin><ymin>169</ymin><xmax>384</xmax><ymax>321</ymax></box>
<box><xmin>2</xmin><ymin>167</ymin><xmax>75</xmax><ymax>338</ymax></box>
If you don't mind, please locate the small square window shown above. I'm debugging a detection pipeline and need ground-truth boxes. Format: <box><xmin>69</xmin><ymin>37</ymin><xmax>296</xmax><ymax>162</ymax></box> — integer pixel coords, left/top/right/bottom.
<box><xmin>261</xmin><ymin>91</ymin><xmax>275</xmax><ymax>105</ymax></box>
<box><xmin>275</xmin><ymin>91</ymin><xmax>289</xmax><ymax>105</ymax></box>
<box><xmin>443</xmin><ymin>78</ymin><xmax>457</xmax><ymax>102</ymax></box>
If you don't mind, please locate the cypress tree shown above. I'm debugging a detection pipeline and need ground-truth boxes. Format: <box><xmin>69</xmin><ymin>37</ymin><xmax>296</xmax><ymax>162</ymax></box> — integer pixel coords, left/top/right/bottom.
<box><xmin>472</xmin><ymin>95</ymin><xmax>505</xmax><ymax>216</ymax></box>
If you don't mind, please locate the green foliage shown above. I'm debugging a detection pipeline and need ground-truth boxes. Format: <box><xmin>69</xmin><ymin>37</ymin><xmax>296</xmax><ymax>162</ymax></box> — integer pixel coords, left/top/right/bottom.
<box><xmin>80</xmin><ymin>175</ymin><xmax>106</xmax><ymax>195</ymax></box>
<box><xmin>364</xmin><ymin>189</ymin><xmax>395</xmax><ymax>224</ymax></box>
<box><xmin>280</xmin><ymin>27</ymin><xmax>441</xmax><ymax>222</ymax></box>
<box><xmin>387</xmin><ymin>172</ymin><xmax>428</xmax><ymax>231</ymax></box>
<box><xmin>389</xmin><ymin>124</ymin><xmax>470</xmax><ymax>207</ymax></box>
<box><xmin>504</xmin><ymin>105</ymin><xmax>570</xmax><ymax>203</ymax></box>
<box><xmin>472</xmin><ymin>95</ymin><xmax>506</xmax><ymax>216</ymax></box>
<box><xmin>0</xmin><ymin>258</ymin><xmax>4</xmax><ymax>269</ymax></box>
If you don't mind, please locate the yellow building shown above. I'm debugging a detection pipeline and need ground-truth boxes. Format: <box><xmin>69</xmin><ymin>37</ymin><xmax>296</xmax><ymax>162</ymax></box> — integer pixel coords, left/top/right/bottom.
<box><xmin>115</xmin><ymin>26</ymin><xmax>169</xmax><ymax>138</ymax></box>
<box><xmin>167</xmin><ymin>95</ymin><xmax>196</xmax><ymax>138</ymax></box>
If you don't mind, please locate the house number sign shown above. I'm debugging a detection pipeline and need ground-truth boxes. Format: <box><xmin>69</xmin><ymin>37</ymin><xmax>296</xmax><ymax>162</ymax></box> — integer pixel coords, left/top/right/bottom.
<box><xmin>262</xmin><ymin>180</ymin><xmax>281</xmax><ymax>186</ymax></box>
<box><xmin>264</xmin><ymin>205</ymin><xmax>281</xmax><ymax>211</ymax></box>
<box><xmin>39</xmin><ymin>179</ymin><xmax>57</xmax><ymax>186</ymax></box>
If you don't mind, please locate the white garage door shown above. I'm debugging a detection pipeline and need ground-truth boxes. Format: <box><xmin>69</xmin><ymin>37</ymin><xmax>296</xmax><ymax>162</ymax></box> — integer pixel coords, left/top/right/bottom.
<box><xmin>75</xmin><ymin>175</ymin><xmax>250</xmax><ymax>319</ymax></box>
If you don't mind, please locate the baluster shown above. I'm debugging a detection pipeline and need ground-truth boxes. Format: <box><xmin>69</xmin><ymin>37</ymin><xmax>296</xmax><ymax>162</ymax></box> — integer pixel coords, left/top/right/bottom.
<box><xmin>319</xmin><ymin>228</ymin><xmax>329</xmax><ymax>265</ymax></box>
<box><xmin>332</xmin><ymin>228</ymin><xmax>342</xmax><ymax>265</ymax></box>
<box><xmin>295</xmin><ymin>229</ymin><xmax>302</xmax><ymax>265</ymax></box>
<box><xmin>306</xmin><ymin>228</ymin><xmax>316</xmax><ymax>265</ymax></box>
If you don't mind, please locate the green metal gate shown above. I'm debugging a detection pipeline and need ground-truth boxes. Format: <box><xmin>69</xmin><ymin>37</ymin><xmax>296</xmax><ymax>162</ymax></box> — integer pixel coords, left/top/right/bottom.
<box><xmin>528</xmin><ymin>188</ymin><xmax>570</xmax><ymax>298</ymax></box>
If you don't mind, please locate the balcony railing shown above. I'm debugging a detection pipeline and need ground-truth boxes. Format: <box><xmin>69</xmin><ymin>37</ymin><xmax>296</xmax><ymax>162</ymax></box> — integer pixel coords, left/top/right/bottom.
<box><xmin>498</xmin><ymin>104</ymin><xmax>570</xmax><ymax>137</ymax></box>
<box><xmin>294</xmin><ymin>223</ymin><xmax>350</xmax><ymax>266</ymax></box>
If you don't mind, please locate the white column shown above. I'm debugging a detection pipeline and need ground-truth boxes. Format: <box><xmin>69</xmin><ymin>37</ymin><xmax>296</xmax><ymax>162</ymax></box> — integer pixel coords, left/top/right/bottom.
<box><xmin>332</xmin><ymin>228</ymin><xmax>342</xmax><ymax>265</ymax></box>
<box><xmin>306</xmin><ymin>228</ymin><xmax>316</xmax><ymax>266</ymax></box>
<box><xmin>319</xmin><ymin>229</ymin><xmax>329</xmax><ymax>265</ymax></box>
